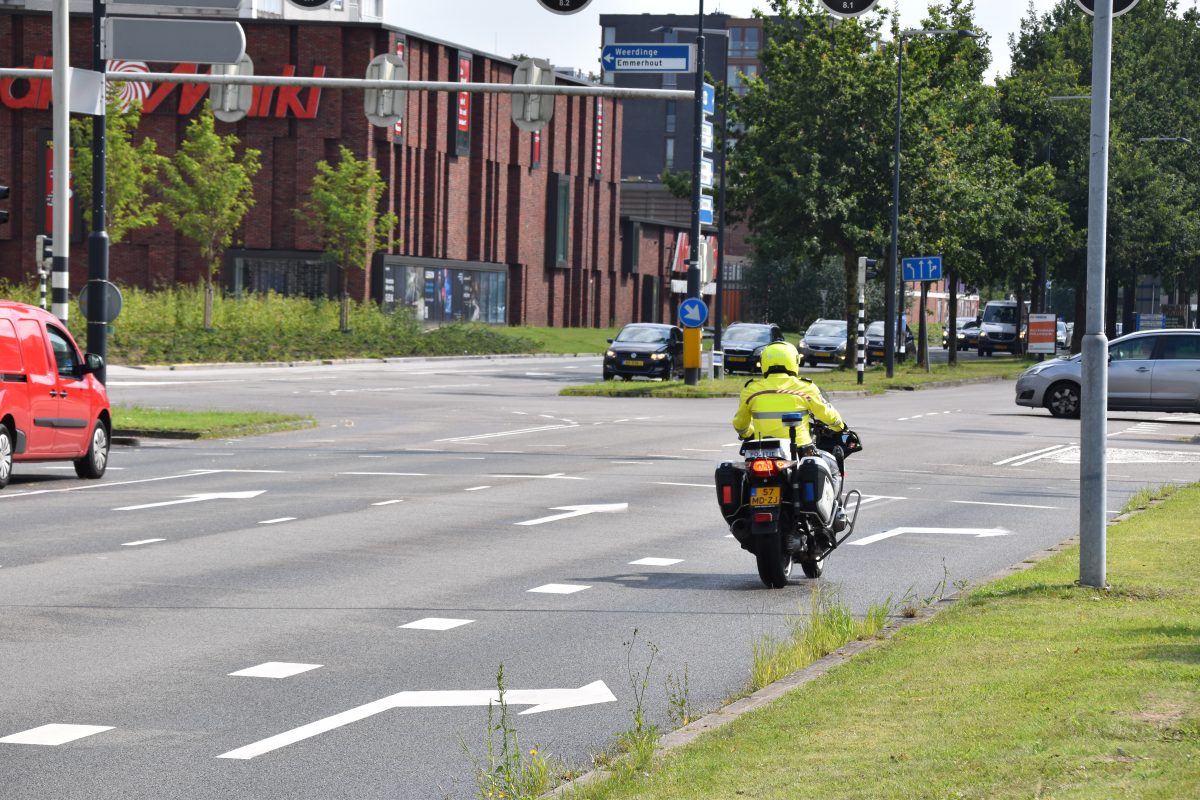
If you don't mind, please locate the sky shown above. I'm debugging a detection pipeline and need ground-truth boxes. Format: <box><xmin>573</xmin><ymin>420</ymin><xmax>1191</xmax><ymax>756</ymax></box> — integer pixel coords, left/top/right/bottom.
<box><xmin>384</xmin><ymin>0</ymin><xmax>1062</xmax><ymax>83</ymax></box>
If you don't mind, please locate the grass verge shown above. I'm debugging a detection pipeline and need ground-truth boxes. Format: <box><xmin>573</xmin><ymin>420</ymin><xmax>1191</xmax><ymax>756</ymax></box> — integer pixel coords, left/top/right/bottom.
<box><xmin>562</xmin><ymin>484</ymin><xmax>1200</xmax><ymax>800</ymax></box>
<box><xmin>113</xmin><ymin>405</ymin><xmax>316</xmax><ymax>439</ymax></box>
<box><xmin>560</xmin><ymin>358</ymin><xmax>1033</xmax><ymax>398</ymax></box>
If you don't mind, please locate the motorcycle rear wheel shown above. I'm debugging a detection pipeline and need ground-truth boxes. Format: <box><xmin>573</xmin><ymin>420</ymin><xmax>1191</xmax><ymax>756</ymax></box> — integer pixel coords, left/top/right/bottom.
<box><xmin>755</xmin><ymin>531</ymin><xmax>792</xmax><ymax>589</ymax></box>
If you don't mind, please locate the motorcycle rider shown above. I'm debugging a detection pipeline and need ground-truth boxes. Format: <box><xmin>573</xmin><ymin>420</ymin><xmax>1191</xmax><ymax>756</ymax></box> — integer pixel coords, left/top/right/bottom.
<box><xmin>732</xmin><ymin>341</ymin><xmax>846</xmax><ymax>453</ymax></box>
<box><xmin>731</xmin><ymin>341</ymin><xmax>850</xmax><ymax>546</ymax></box>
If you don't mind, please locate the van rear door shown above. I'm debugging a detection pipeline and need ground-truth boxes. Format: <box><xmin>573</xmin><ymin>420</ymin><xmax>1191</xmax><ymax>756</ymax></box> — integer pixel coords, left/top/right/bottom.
<box><xmin>14</xmin><ymin>319</ymin><xmax>62</xmax><ymax>455</ymax></box>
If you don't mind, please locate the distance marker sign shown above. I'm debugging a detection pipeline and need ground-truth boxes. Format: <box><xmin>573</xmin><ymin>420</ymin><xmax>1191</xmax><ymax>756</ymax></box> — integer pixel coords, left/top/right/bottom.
<box><xmin>538</xmin><ymin>0</ymin><xmax>592</xmax><ymax>14</ymax></box>
<box><xmin>820</xmin><ymin>0</ymin><xmax>879</xmax><ymax>17</ymax></box>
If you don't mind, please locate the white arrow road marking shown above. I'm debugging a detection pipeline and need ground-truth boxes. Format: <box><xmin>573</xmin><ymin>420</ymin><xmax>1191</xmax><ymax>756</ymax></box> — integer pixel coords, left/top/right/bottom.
<box><xmin>993</xmin><ymin>444</ymin><xmax>1073</xmax><ymax>466</ymax></box>
<box><xmin>488</xmin><ymin>473</ymin><xmax>584</xmax><ymax>480</ymax></box>
<box><xmin>121</xmin><ymin>538</ymin><xmax>165</xmax><ymax>547</ymax></box>
<box><xmin>950</xmin><ymin>500</ymin><xmax>1060</xmax><ymax>510</ymax></box>
<box><xmin>436</xmin><ymin>424</ymin><xmax>577</xmax><ymax>442</ymax></box>
<box><xmin>849</xmin><ymin>527</ymin><xmax>1010</xmax><ymax>546</ymax></box>
<box><xmin>229</xmin><ymin>662</ymin><xmax>322</xmax><ymax>679</ymax></box>
<box><xmin>216</xmin><ymin>680</ymin><xmax>617</xmax><ymax>760</ymax></box>
<box><xmin>114</xmin><ymin>491</ymin><xmax>266</xmax><ymax>511</ymax></box>
<box><xmin>1</xmin><ymin>724</ymin><xmax>114</xmax><ymax>746</ymax></box>
<box><xmin>515</xmin><ymin>503</ymin><xmax>628</xmax><ymax>526</ymax></box>
<box><xmin>856</xmin><ymin>494</ymin><xmax>908</xmax><ymax>505</ymax></box>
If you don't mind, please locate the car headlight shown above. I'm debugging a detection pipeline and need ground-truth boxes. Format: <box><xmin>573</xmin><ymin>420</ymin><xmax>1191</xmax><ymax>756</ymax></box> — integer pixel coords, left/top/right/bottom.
<box><xmin>836</xmin><ymin>343</ymin><xmax>846</xmax><ymax>352</ymax></box>
<box><xmin>650</xmin><ymin>352</ymin><xmax>667</xmax><ymax>361</ymax></box>
<box><xmin>957</xmin><ymin>332</ymin><xmax>965</xmax><ymax>339</ymax></box>
<box><xmin>799</xmin><ymin>338</ymin><xmax>808</xmax><ymax>348</ymax></box>
<box><xmin>979</xmin><ymin>331</ymin><xmax>989</xmax><ymax>339</ymax></box>
<box><xmin>605</xmin><ymin>350</ymin><xmax>615</xmax><ymax>358</ymax></box>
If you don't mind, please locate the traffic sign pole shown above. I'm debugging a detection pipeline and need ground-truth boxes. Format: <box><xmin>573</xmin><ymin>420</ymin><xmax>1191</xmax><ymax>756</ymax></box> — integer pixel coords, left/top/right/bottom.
<box><xmin>685</xmin><ymin>0</ymin><xmax>706</xmax><ymax>386</ymax></box>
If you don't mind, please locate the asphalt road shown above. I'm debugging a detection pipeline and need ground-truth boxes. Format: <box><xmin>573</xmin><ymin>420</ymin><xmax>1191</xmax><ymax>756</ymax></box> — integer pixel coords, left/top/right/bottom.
<box><xmin>2</xmin><ymin>355</ymin><xmax>1198</xmax><ymax>799</ymax></box>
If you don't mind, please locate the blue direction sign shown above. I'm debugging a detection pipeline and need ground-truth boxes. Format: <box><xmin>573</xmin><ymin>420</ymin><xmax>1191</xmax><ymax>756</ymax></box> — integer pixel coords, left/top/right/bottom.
<box><xmin>601</xmin><ymin>44</ymin><xmax>694</xmax><ymax>73</ymax></box>
<box><xmin>679</xmin><ymin>297</ymin><xmax>709</xmax><ymax>328</ymax></box>
<box><xmin>702</xmin><ymin>82</ymin><xmax>716</xmax><ymax>116</ymax></box>
<box><xmin>901</xmin><ymin>255</ymin><xmax>943</xmax><ymax>282</ymax></box>
<box><xmin>699</xmin><ymin>195</ymin><xmax>714</xmax><ymax>225</ymax></box>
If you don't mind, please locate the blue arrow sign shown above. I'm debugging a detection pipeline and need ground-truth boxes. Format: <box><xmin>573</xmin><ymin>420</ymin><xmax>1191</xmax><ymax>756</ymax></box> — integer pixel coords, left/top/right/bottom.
<box><xmin>703</xmin><ymin>82</ymin><xmax>716</xmax><ymax>116</ymax></box>
<box><xmin>679</xmin><ymin>297</ymin><xmax>709</xmax><ymax>328</ymax></box>
<box><xmin>601</xmin><ymin>44</ymin><xmax>694</xmax><ymax>73</ymax></box>
<box><xmin>901</xmin><ymin>255</ymin><xmax>943</xmax><ymax>282</ymax></box>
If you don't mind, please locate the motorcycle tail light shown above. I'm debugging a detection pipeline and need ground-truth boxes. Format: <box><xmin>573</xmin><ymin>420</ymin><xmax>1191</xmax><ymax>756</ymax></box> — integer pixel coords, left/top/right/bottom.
<box><xmin>753</xmin><ymin>512</ymin><xmax>774</xmax><ymax>523</ymax></box>
<box><xmin>721</xmin><ymin>485</ymin><xmax>733</xmax><ymax>504</ymax></box>
<box><xmin>749</xmin><ymin>459</ymin><xmax>787</xmax><ymax>476</ymax></box>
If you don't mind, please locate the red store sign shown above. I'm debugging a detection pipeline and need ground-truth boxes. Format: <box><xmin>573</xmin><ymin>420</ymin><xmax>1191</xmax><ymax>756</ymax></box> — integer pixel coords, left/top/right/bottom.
<box><xmin>1</xmin><ymin>56</ymin><xmax>326</xmax><ymax>120</ymax></box>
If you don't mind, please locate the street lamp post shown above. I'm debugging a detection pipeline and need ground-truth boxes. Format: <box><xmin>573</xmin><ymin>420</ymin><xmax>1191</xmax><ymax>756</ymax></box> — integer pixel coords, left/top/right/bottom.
<box><xmin>886</xmin><ymin>28</ymin><xmax>979</xmax><ymax>378</ymax></box>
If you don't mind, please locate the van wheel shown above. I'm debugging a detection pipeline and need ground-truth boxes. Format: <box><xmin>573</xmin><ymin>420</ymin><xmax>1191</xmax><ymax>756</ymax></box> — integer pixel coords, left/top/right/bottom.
<box><xmin>74</xmin><ymin>420</ymin><xmax>110</xmax><ymax>479</ymax></box>
<box><xmin>0</xmin><ymin>424</ymin><xmax>13</xmax><ymax>489</ymax></box>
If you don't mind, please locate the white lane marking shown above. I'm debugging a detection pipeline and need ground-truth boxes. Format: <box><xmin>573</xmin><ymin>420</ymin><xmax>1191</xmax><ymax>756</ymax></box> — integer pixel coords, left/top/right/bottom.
<box><xmin>0</xmin><ymin>469</ymin><xmax>222</xmax><ymax>500</ymax></box>
<box><xmin>229</xmin><ymin>662</ymin><xmax>322</xmax><ymax>679</ymax></box>
<box><xmin>682</xmin><ymin>448</ymin><xmax>722</xmax><ymax>452</ymax></box>
<box><xmin>121</xmin><ymin>538</ymin><xmax>166</xmax><ymax>547</ymax></box>
<box><xmin>41</xmin><ymin>465</ymin><xmax>125</xmax><ymax>471</ymax></box>
<box><xmin>539</xmin><ymin>414</ymin><xmax>556</xmax><ymax>419</ymax></box>
<box><xmin>217</xmin><ymin>681</ymin><xmax>615</xmax><ymax>760</ymax></box>
<box><xmin>0</xmin><ymin>724</ymin><xmax>114</xmax><ymax>745</ymax></box>
<box><xmin>528</xmin><ymin>584</ymin><xmax>591</xmax><ymax>594</ymax></box>
<box><xmin>526</xmin><ymin>373</ymin><xmax>556</xmax><ymax>377</ymax></box>
<box><xmin>464</xmin><ymin>486</ymin><xmax>491</xmax><ymax>492</ymax></box>
<box><xmin>371</xmin><ymin>500</ymin><xmax>404</xmax><ymax>506</ymax></box>
<box><xmin>655</xmin><ymin>482</ymin><xmax>710</xmax><ymax>488</ymax></box>
<box><xmin>993</xmin><ymin>444</ymin><xmax>1072</xmax><ymax>466</ymax></box>
<box><xmin>114</xmin><ymin>490</ymin><xmax>266</xmax><ymax>511</ymax></box>
<box><xmin>1010</xmin><ymin>446</ymin><xmax>1079</xmax><ymax>467</ymax></box>
<box><xmin>513</xmin><ymin>411</ymin><xmax>528</xmax><ymax>415</ymax></box>
<box><xmin>436</xmin><ymin>424</ymin><xmax>577</xmax><ymax>442</ymax></box>
<box><xmin>190</xmin><ymin>469</ymin><xmax>287</xmax><ymax>474</ymax></box>
<box><xmin>629</xmin><ymin>557</ymin><xmax>683</xmax><ymax>566</ymax></box>
<box><xmin>338</xmin><ymin>472</ymin><xmax>428</xmax><ymax>477</ymax></box>
<box><xmin>489</xmin><ymin>473</ymin><xmax>584</xmax><ymax>480</ymax></box>
<box><xmin>611</xmin><ymin>461</ymin><xmax>646</xmax><ymax>465</ymax></box>
<box><xmin>850</xmin><ymin>527</ymin><xmax>1010</xmax><ymax>546</ymax></box>
<box><xmin>515</xmin><ymin>503</ymin><xmax>628</xmax><ymax>526</ymax></box>
<box><xmin>399</xmin><ymin>618</ymin><xmax>474</xmax><ymax>631</ymax></box>
<box><xmin>359</xmin><ymin>455</ymin><xmax>387</xmax><ymax>459</ymax></box>
<box><xmin>950</xmin><ymin>500</ymin><xmax>1061</xmax><ymax>510</ymax></box>
<box><xmin>528</xmin><ymin>444</ymin><xmax>567</xmax><ymax>448</ymax></box>
<box><xmin>857</xmin><ymin>495</ymin><xmax>908</xmax><ymax>505</ymax></box>
<box><xmin>259</xmin><ymin>517</ymin><xmax>296</xmax><ymax>525</ymax></box>
<box><xmin>457</xmin><ymin>456</ymin><xmax>486</xmax><ymax>460</ymax></box>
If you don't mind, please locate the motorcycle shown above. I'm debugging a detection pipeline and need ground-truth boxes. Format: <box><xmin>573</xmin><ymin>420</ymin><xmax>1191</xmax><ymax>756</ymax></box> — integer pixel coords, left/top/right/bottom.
<box><xmin>714</xmin><ymin>414</ymin><xmax>863</xmax><ymax>588</ymax></box>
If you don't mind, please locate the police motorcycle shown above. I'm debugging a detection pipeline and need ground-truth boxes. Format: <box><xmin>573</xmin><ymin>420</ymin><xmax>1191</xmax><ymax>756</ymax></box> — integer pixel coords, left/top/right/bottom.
<box><xmin>715</xmin><ymin>414</ymin><xmax>863</xmax><ymax>588</ymax></box>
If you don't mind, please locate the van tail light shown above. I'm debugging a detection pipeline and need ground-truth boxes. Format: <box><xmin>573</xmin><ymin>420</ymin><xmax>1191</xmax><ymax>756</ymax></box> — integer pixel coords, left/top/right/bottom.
<box><xmin>753</xmin><ymin>512</ymin><xmax>774</xmax><ymax>523</ymax></box>
<box><xmin>749</xmin><ymin>459</ymin><xmax>787</xmax><ymax>477</ymax></box>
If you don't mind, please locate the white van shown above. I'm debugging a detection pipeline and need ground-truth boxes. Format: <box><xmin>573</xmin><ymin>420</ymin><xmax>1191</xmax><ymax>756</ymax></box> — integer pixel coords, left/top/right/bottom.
<box><xmin>977</xmin><ymin>300</ymin><xmax>1029</xmax><ymax>356</ymax></box>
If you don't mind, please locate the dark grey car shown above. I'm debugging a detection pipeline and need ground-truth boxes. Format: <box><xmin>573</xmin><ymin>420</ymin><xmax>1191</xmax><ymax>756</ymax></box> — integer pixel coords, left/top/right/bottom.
<box><xmin>721</xmin><ymin>322</ymin><xmax>783</xmax><ymax>375</ymax></box>
<box><xmin>1014</xmin><ymin>329</ymin><xmax>1200</xmax><ymax>417</ymax></box>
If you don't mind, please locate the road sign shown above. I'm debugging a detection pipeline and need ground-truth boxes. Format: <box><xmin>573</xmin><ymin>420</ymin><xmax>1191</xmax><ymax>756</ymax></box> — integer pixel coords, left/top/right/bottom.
<box><xmin>699</xmin><ymin>195</ymin><xmax>714</xmax><ymax>225</ymax></box>
<box><xmin>700</xmin><ymin>157</ymin><xmax>714</xmax><ymax>189</ymax></box>
<box><xmin>601</xmin><ymin>44</ymin><xmax>695</xmax><ymax>73</ymax></box>
<box><xmin>364</xmin><ymin>53</ymin><xmax>407</xmax><ymax>128</ymax></box>
<box><xmin>77</xmin><ymin>280</ymin><xmax>123</xmax><ymax>323</ymax></box>
<box><xmin>537</xmin><ymin>0</ymin><xmax>593</xmax><ymax>14</ymax></box>
<box><xmin>103</xmin><ymin>18</ymin><xmax>246</xmax><ymax>65</ymax></box>
<box><xmin>901</xmin><ymin>255</ymin><xmax>942</xmax><ymax>282</ymax></box>
<box><xmin>1075</xmin><ymin>0</ymin><xmax>1140</xmax><ymax>16</ymax></box>
<box><xmin>210</xmin><ymin>55</ymin><xmax>254</xmax><ymax>123</ymax></box>
<box><xmin>1028</xmin><ymin>314</ymin><xmax>1057</xmax><ymax>354</ymax></box>
<box><xmin>820</xmin><ymin>0</ymin><xmax>880</xmax><ymax>17</ymax></box>
<box><xmin>701</xmin><ymin>120</ymin><xmax>714</xmax><ymax>153</ymax></box>
<box><xmin>702</xmin><ymin>82</ymin><xmax>716</xmax><ymax>116</ymax></box>
<box><xmin>511</xmin><ymin>57</ymin><xmax>556</xmax><ymax>133</ymax></box>
<box><xmin>679</xmin><ymin>297</ymin><xmax>709</xmax><ymax>328</ymax></box>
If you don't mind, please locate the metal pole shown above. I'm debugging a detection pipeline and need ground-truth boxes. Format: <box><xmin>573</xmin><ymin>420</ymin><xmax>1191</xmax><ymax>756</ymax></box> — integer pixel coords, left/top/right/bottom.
<box><xmin>88</xmin><ymin>0</ymin><xmax>109</xmax><ymax>383</ymax></box>
<box><xmin>885</xmin><ymin>36</ymin><xmax>903</xmax><ymax>378</ymax></box>
<box><xmin>685</xmin><ymin>0</ymin><xmax>705</xmax><ymax>386</ymax></box>
<box><xmin>1080</xmin><ymin>1</ymin><xmax>1113</xmax><ymax>589</ymax></box>
<box><xmin>714</xmin><ymin>67</ymin><xmax>728</xmax><ymax>359</ymax></box>
<box><xmin>51</xmin><ymin>0</ymin><xmax>70</xmax><ymax>323</ymax></box>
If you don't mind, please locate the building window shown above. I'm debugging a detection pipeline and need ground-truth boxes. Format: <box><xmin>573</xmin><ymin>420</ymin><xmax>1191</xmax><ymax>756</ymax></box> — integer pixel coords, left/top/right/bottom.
<box><xmin>729</xmin><ymin>27</ymin><xmax>760</xmax><ymax>59</ymax></box>
<box><xmin>360</xmin><ymin>0</ymin><xmax>382</xmax><ymax>18</ymax></box>
<box><xmin>555</xmin><ymin>175</ymin><xmax>571</xmax><ymax>268</ymax></box>
<box><xmin>665</xmin><ymin>101</ymin><xmax>676</xmax><ymax>134</ymax></box>
<box><xmin>727</xmin><ymin>64</ymin><xmax>758</xmax><ymax>96</ymax></box>
<box><xmin>665</xmin><ymin>138</ymin><xmax>675</xmax><ymax>170</ymax></box>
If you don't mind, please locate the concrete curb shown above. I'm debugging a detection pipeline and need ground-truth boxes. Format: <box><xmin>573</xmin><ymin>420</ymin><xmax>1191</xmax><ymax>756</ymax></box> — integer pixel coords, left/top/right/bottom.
<box><xmin>118</xmin><ymin>352</ymin><xmax>597</xmax><ymax>371</ymax></box>
<box><xmin>541</xmin><ymin>522</ymin><xmax>1100</xmax><ymax>798</ymax></box>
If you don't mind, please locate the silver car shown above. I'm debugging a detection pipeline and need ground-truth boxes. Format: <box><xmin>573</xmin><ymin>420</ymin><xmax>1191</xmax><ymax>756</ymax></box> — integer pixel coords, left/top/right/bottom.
<box><xmin>1015</xmin><ymin>329</ymin><xmax>1200</xmax><ymax>418</ymax></box>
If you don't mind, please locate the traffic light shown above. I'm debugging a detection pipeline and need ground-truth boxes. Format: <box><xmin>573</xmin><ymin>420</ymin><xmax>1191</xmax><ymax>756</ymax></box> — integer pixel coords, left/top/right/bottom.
<box><xmin>857</xmin><ymin>256</ymin><xmax>879</xmax><ymax>282</ymax></box>
<box><xmin>0</xmin><ymin>183</ymin><xmax>9</xmax><ymax>225</ymax></box>
<box><xmin>35</xmin><ymin>234</ymin><xmax>53</xmax><ymax>271</ymax></box>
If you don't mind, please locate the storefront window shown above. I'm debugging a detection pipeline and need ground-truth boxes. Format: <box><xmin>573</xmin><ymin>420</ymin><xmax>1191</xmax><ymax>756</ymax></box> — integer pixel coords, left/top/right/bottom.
<box><xmin>226</xmin><ymin>251</ymin><xmax>339</xmax><ymax>299</ymax></box>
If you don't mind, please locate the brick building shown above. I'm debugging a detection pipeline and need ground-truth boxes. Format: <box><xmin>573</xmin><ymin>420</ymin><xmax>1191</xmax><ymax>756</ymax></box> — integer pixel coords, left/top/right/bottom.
<box><xmin>0</xmin><ymin>7</ymin><xmax>681</xmax><ymax>327</ymax></box>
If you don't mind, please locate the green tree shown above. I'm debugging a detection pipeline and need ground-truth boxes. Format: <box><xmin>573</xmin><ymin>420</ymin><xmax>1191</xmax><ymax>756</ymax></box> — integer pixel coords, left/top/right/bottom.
<box><xmin>298</xmin><ymin>145</ymin><xmax>398</xmax><ymax>332</ymax></box>
<box><xmin>70</xmin><ymin>99</ymin><xmax>167</xmax><ymax>243</ymax></box>
<box><xmin>160</xmin><ymin>102</ymin><xmax>261</xmax><ymax>330</ymax></box>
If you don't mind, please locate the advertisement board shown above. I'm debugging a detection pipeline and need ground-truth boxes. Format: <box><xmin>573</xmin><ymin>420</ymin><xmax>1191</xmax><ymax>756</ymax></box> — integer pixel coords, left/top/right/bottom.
<box><xmin>1028</xmin><ymin>314</ymin><xmax>1057</xmax><ymax>354</ymax></box>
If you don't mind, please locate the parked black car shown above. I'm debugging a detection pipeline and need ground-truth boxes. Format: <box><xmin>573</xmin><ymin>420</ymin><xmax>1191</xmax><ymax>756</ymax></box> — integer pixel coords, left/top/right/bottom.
<box><xmin>865</xmin><ymin>321</ymin><xmax>915</xmax><ymax>365</ymax></box>
<box><xmin>720</xmin><ymin>322</ymin><xmax>784</xmax><ymax>375</ymax></box>
<box><xmin>603</xmin><ymin>323</ymin><xmax>684</xmax><ymax>380</ymax></box>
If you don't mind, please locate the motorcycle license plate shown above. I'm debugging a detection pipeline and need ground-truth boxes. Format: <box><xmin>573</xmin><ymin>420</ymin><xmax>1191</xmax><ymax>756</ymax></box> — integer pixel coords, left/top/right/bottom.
<box><xmin>750</xmin><ymin>487</ymin><xmax>780</xmax><ymax>506</ymax></box>
<box><xmin>623</xmin><ymin>359</ymin><xmax>644</xmax><ymax>367</ymax></box>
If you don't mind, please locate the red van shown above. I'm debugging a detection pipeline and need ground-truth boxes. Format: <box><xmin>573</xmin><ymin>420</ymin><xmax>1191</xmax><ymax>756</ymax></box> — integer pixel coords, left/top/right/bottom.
<box><xmin>0</xmin><ymin>301</ymin><xmax>111</xmax><ymax>489</ymax></box>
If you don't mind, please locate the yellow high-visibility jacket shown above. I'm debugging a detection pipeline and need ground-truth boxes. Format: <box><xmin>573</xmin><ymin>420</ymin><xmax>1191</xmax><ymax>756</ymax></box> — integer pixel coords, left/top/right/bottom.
<box><xmin>732</xmin><ymin>372</ymin><xmax>844</xmax><ymax>447</ymax></box>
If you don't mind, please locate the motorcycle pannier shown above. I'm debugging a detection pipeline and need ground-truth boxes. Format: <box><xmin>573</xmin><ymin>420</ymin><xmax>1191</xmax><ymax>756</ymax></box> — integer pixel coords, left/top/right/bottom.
<box><xmin>796</xmin><ymin>456</ymin><xmax>836</xmax><ymax>524</ymax></box>
<box><xmin>714</xmin><ymin>462</ymin><xmax>746</xmax><ymax>523</ymax></box>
